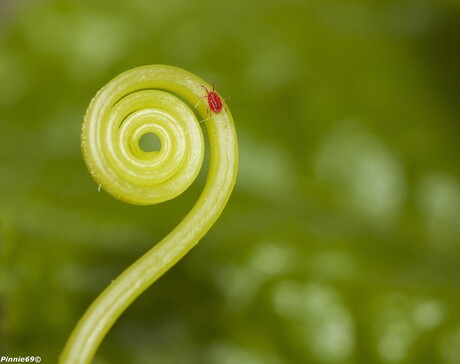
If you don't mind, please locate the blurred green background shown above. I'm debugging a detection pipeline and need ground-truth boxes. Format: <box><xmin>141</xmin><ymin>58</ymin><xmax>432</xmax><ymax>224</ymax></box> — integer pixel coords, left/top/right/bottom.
<box><xmin>1</xmin><ymin>0</ymin><xmax>460</xmax><ymax>363</ymax></box>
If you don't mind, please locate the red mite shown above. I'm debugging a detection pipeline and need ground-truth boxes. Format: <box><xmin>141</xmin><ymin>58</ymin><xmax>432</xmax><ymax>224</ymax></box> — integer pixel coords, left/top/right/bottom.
<box><xmin>201</xmin><ymin>78</ymin><xmax>223</xmax><ymax>114</ymax></box>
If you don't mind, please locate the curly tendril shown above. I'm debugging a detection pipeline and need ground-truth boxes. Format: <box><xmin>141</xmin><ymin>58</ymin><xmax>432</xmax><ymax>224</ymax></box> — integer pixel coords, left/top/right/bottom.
<box><xmin>59</xmin><ymin>65</ymin><xmax>238</xmax><ymax>364</ymax></box>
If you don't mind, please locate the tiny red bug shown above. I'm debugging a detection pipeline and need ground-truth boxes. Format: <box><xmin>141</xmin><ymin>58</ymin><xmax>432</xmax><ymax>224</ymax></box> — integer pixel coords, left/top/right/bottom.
<box><xmin>201</xmin><ymin>78</ymin><xmax>224</xmax><ymax>115</ymax></box>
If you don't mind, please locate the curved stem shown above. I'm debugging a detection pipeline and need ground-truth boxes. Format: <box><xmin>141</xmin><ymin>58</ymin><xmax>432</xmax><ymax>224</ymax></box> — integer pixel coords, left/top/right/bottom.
<box><xmin>59</xmin><ymin>65</ymin><xmax>238</xmax><ymax>363</ymax></box>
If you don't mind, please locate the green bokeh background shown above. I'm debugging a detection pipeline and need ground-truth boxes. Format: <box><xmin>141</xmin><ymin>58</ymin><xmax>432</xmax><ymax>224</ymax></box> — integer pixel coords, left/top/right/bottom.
<box><xmin>1</xmin><ymin>0</ymin><xmax>460</xmax><ymax>363</ymax></box>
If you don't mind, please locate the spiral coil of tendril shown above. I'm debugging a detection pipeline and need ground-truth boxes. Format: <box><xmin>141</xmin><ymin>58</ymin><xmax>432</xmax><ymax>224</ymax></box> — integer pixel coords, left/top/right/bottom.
<box><xmin>60</xmin><ymin>65</ymin><xmax>238</xmax><ymax>364</ymax></box>
<box><xmin>82</xmin><ymin>66</ymin><xmax>207</xmax><ymax>205</ymax></box>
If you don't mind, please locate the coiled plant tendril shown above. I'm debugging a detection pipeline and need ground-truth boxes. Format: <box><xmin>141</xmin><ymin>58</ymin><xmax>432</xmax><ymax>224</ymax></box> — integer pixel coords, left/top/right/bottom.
<box><xmin>59</xmin><ymin>65</ymin><xmax>238</xmax><ymax>363</ymax></box>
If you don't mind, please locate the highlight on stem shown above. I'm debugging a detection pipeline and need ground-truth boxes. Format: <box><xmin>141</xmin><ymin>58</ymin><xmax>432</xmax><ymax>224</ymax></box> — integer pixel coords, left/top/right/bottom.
<box><xmin>59</xmin><ymin>65</ymin><xmax>238</xmax><ymax>364</ymax></box>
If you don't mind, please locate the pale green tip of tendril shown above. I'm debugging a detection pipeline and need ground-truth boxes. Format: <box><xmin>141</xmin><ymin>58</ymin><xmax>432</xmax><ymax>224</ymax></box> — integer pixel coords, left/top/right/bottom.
<box><xmin>59</xmin><ymin>65</ymin><xmax>238</xmax><ymax>364</ymax></box>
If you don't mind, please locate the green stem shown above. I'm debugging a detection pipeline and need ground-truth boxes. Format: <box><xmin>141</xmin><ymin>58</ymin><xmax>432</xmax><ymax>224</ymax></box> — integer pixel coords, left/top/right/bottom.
<box><xmin>59</xmin><ymin>65</ymin><xmax>238</xmax><ymax>363</ymax></box>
